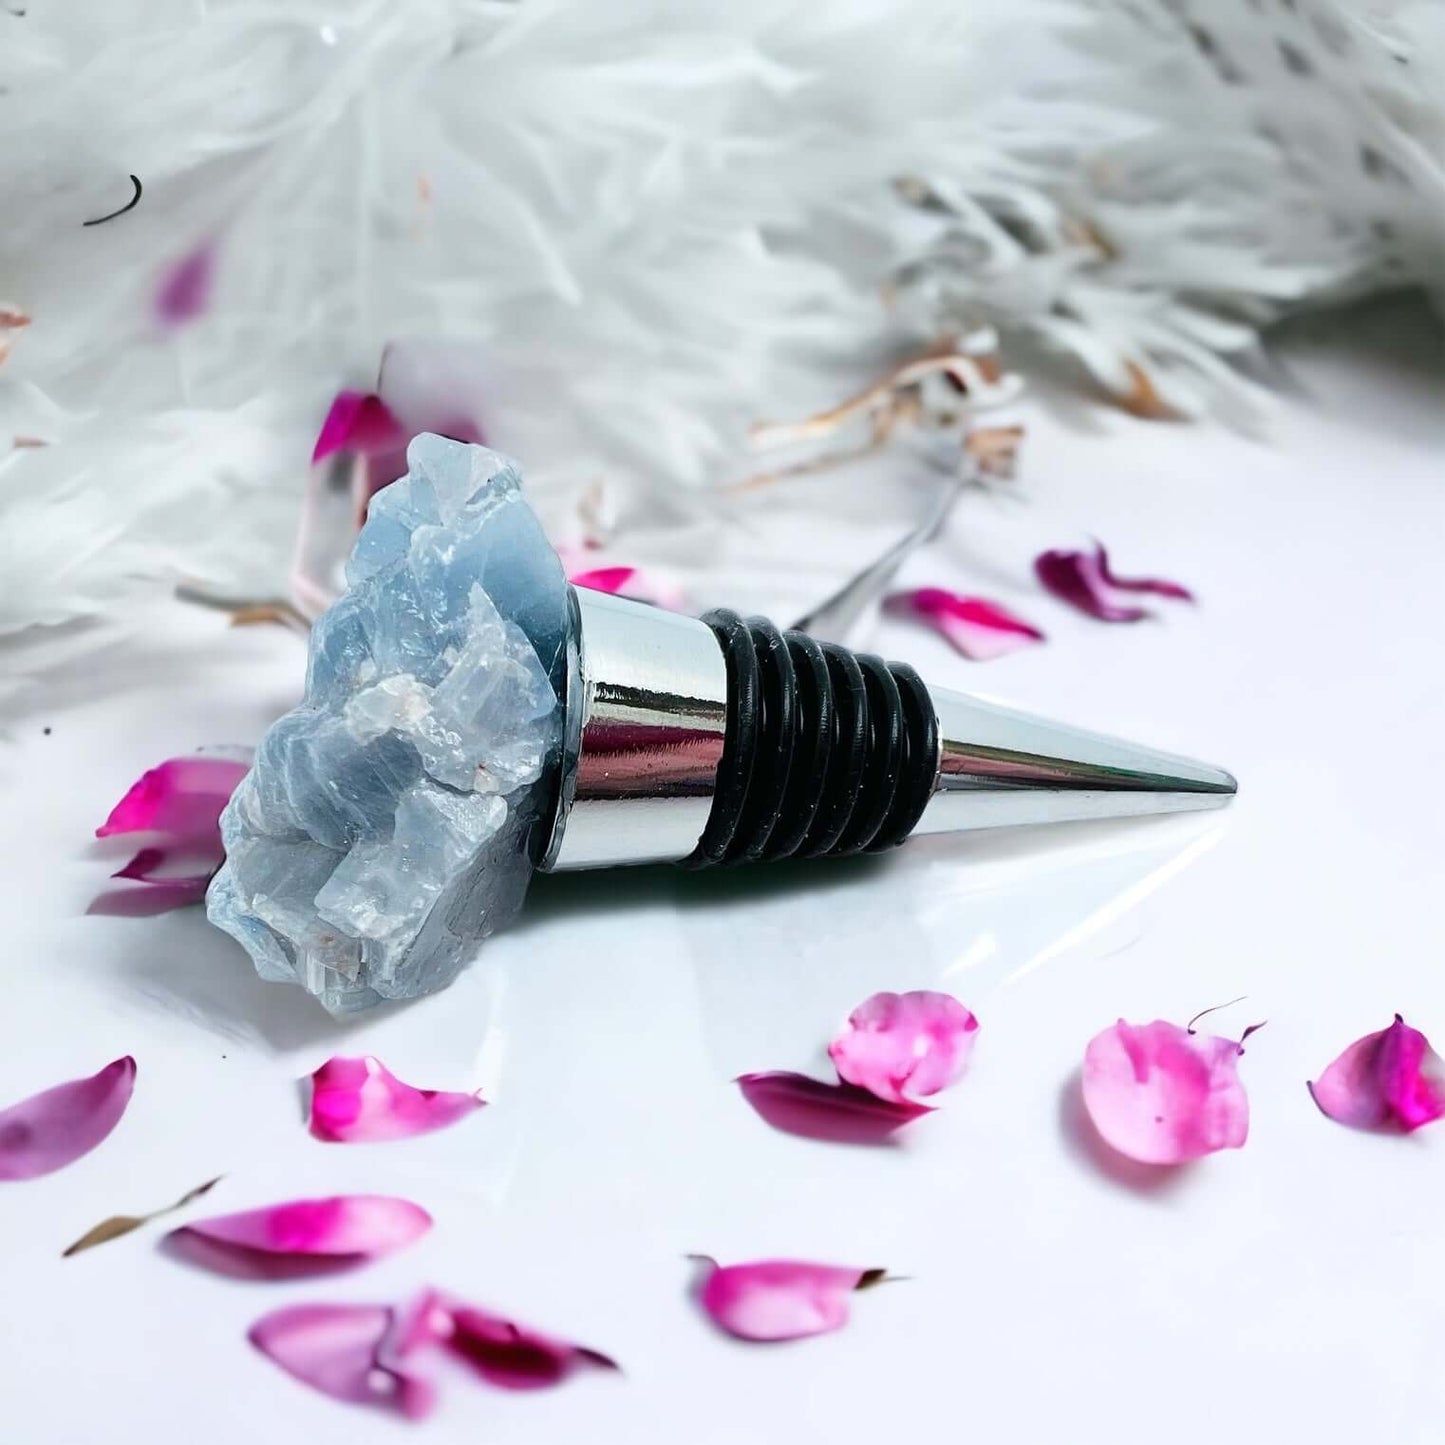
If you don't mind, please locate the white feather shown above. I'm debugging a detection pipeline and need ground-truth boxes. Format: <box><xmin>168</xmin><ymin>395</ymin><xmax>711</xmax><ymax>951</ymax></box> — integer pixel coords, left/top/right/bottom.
<box><xmin>0</xmin><ymin>0</ymin><xmax>1439</xmax><ymax>650</ymax></box>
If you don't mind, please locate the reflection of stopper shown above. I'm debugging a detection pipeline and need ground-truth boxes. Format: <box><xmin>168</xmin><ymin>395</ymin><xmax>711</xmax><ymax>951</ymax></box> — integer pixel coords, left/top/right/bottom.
<box><xmin>208</xmin><ymin>437</ymin><xmax>1235</xmax><ymax>1013</ymax></box>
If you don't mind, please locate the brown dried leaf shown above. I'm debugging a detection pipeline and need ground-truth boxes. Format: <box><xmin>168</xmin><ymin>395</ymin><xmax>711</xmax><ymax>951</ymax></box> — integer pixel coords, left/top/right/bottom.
<box><xmin>1117</xmin><ymin>361</ymin><xmax>1179</xmax><ymax>420</ymax></box>
<box><xmin>63</xmin><ymin>1176</ymin><xmax>222</xmax><ymax>1258</ymax></box>
<box><xmin>964</xmin><ymin>424</ymin><xmax>1025</xmax><ymax>479</ymax></box>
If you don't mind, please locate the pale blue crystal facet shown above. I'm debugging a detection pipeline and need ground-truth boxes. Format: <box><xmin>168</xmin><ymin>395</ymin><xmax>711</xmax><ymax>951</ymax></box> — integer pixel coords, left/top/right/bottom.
<box><xmin>207</xmin><ymin>436</ymin><xmax>569</xmax><ymax>1013</ymax></box>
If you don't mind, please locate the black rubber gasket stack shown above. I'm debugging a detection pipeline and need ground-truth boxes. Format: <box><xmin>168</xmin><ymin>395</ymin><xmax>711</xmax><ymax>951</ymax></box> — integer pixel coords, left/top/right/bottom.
<box><xmin>683</xmin><ymin>609</ymin><xmax>939</xmax><ymax>868</ymax></box>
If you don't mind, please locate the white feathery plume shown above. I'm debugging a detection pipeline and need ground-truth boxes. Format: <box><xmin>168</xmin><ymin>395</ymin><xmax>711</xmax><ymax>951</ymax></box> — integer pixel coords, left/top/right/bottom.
<box><xmin>0</xmin><ymin>0</ymin><xmax>1439</xmax><ymax>656</ymax></box>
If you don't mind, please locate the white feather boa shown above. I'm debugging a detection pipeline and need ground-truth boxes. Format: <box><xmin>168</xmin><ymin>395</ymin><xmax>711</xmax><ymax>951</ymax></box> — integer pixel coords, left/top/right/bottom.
<box><xmin>1</xmin><ymin>0</ymin><xmax>1439</xmax><ymax>645</ymax></box>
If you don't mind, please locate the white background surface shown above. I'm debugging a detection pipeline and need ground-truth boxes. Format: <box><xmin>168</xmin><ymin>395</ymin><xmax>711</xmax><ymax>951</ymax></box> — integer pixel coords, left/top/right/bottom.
<box><xmin>2</xmin><ymin>303</ymin><xmax>1443</xmax><ymax>1444</ymax></box>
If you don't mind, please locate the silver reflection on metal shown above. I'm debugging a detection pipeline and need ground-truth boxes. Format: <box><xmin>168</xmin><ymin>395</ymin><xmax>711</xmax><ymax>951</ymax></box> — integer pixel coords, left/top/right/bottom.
<box><xmin>546</xmin><ymin>588</ymin><xmax>728</xmax><ymax>870</ymax></box>
<box><xmin>543</xmin><ymin>589</ymin><xmax>1235</xmax><ymax>871</ymax></box>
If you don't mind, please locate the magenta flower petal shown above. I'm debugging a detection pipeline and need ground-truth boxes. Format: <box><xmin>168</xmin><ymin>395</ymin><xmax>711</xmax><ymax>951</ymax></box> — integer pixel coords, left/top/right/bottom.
<box><xmin>1309</xmin><ymin>1015</ymin><xmax>1445</xmax><ymax>1132</ymax></box>
<box><xmin>111</xmin><ymin>846</ymin><xmax>214</xmax><ymax>901</ymax></box>
<box><xmin>311</xmin><ymin>390</ymin><xmax>408</xmax><ymax>466</ymax></box>
<box><xmin>567</xmin><ymin>562</ymin><xmax>686</xmax><ymax>611</ymax></box>
<box><xmin>1096</xmin><ymin>548</ymin><xmax>1195</xmax><ymax>601</ymax></box>
<box><xmin>569</xmin><ymin>565</ymin><xmax>637</xmax><ymax>595</ymax></box>
<box><xmin>1035</xmin><ymin>543</ymin><xmax>1193</xmax><ymax>622</ymax></box>
<box><xmin>693</xmin><ymin>1257</ymin><xmax>883</xmax><ymax>1343</ymax></box>
<box><xmin>168</xmin><ymin>1195</ymin><xmax>432</xmax><ymax>1279</ymax></box>
<box><xmin>154</xmin><ymin>240</ymin><xmax>215</xmax><ymax>327</ymax></box>
<box><xmin>828</xmin><ymin>990</ymin><xmax>979</xmax><ymax>1105</ymax></box>
<box><xmin>885</xmin><ymin>588</ymin><xmax>1044</xmax><ymax>661</ymax></box>
<box><xmin>97</xmin><ymin>757</ymin><xmax>248</xmax><ymax>841</ymax></box>
<box><xmin>394</xmin><ymin>1290</ymin><xmax>617</xmax><ymax>1390</ymax></box>
<box><xmin>737</xmin><ymin>1071</ymin><xmax>931</xmax><ymax>1144</ymax></box>
<box><xmin>1081</xmin><ymin>1019</ymin><xmax>1249</xmax><ymax>1165</ymax></box>
<box><xmin>249</xmin><ymin>1303</ymin><xmax>435</xmax><ymax>1420</ymax></box>
<box><xmin>0</xmin><ymin>1057</ymin><xmax>136</xmax><ymax>1181</ymax></box>
<box><xmin>308</xmin><ymin>1056</ymin><xmax>484</xmax><ymax>1144</ymax></box>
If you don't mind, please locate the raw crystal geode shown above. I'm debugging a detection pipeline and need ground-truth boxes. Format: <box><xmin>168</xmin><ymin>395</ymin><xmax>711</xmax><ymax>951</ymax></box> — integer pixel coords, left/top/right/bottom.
<box><xmin>207</xmin><ymin>435</ymin><xmax>569</xmax><ymax>1013</ymax></box>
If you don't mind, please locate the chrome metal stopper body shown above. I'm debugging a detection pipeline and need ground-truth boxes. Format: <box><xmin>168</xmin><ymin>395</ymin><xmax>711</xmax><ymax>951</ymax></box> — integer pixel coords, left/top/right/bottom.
<box><xmin>542</xmin><ymin>588</ymin><xmax>1236</xmax><ymax>872</ymax></box>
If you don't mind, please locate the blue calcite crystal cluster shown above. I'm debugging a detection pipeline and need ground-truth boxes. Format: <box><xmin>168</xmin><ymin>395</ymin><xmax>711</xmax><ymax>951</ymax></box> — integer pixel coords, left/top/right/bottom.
<box><xmin>207</xmin><ymin>436</ymin><xmax>570</xmax><ymax>1013</ymax></box>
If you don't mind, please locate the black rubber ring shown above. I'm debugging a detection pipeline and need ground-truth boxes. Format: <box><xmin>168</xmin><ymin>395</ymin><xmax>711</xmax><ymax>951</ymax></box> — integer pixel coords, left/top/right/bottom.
<box><xmin>763</xmin><ymin>632</ymin><xmax>833</xmax><ymax>860</ymax></box>
<box><xmin>684</xmin><ymin>609</ymin><xmax>759</xmax><ymax>867</ymax></box>
<box><xmin>728</xmin><ymin>616</ymin><xmax>798</xmax><ymax>862</ymax></box>
<box><xmin>797</xmin><ymin>644</ymin><xmax>869</xmax><ymax>858</ymax></box>
<box><xmin>869</xmin><ymin>663</ymin><xmax>938</xmax><ymax>850</ymax></box>
<box><xmin>834</xmin><ymin>655</ymin><xmax>902</xmax><ymax>854</ymax></box>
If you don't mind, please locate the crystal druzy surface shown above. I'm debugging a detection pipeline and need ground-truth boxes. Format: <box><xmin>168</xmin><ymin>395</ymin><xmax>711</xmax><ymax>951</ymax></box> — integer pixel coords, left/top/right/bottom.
<box><xmin>207</xmin><ymin>436</ymin><xmax>569</xmax><ymax>1013</ymax></box>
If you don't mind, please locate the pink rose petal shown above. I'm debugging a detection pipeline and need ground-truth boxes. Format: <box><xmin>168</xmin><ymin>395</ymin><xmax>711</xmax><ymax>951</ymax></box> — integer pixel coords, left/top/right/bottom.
<box><xmin>311</xmin><ymin>390</ymin><xmax>408</xmax><ymax>466</ymax></box>
<box><xmin>308</xmin><ymin>1056</ymin><xmax>484</xmax><ymax>1144</ymax></box>
<box><xmin>168</xmin><ymin>1195</ymin><xmax>432</xmax><ymax>1279</ymax></box>
<box><xmin>248</xmin><ymin>1303</ymin><xmax>435</xmax><ymax>1420</ymax></box>
<box><xmin>0</xmin><ymin>1057</ymin><xmax>136</xmax><ymax>1181</ymax></box>
<box><xmin>1081</xmin><ymin>1019</ymin><xmax>1249</xmax><ymax>1165</ymax></box>
<box><xmin>1035</xmin><ymin>543</ymin><xmax>1194</xmax><ymax>622</ymax></box>
<box><xmin>393</xmin><ymin>1290</ymin><xmax>617</xmax><ymax>1390</ymax></box>
<box><xmin>97</xmin><ymin>756</ymin><xmax>248</xmax><ymax>841</ymax></box>
<box><xmin>1309</xmin><ymin>1014</ymin><xmax>1445</xmax><ymax>1132</ymax></box>
<box><xmin>885</xmin><ymin>588</ymin><xmax>1044</xmax><ymax>661</ymax></box>
<box><xmin>828</xmin><ymin>990</ymin><xmax>979</xmax><ymax>1105</ymax></box>
<box><xmin>110</xmin><ymin>846</ymin><xmax>214</xmax><ymax>905</ymax></box>
<box><xmin>567</xmin><ymin>562</ymin><xmax>687</xmax><ymax>611</ymax></box>
<box><xmin>692</xmin><ymin>1257</ymin><xmax>885</xmax><ymax>1342</ymax></box>
<box><xmin>154</xmin><ymin>240</ymin><xmax>215</xmax><ymax>328</ymax></box>
<box><xmin>569</xmin><ymin>565</ymin><xmax>637</xmax><ymax>595</ymax></box>
<box><xmin>736</xmin><ymin>1071</ymin><xmax>931</xmax><ymax>1145</ymax></box>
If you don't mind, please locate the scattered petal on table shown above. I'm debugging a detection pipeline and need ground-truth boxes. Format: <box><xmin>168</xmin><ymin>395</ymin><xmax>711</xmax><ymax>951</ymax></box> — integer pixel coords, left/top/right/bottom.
<box><xmin>97</xmin><ymin>756</ymin><xmax>248</xmax><ymax>841</ymax></box>
<box><xmin>736</xmin><ymin>1071</ymin><xmax>931</xmax><ymax>1145</ymax></box>
<box><xmin>394</xmin><ymin>1290</ymin><xmax>618</xmax><ymax>1390</ymax></box>
<box><xmin>828</xmin><ymin>990</ymin><xmax>979</xmax><ymax>1105</ymax></box>
<box><xmin>691</xmin><ymin>1256</ymin><xmax>887</xmax><ymax>1342</ymax></box>
<box><xmin>1309</xmin><ymin>1015</ymin><xmax>1445</xmax><ymax>1133</ymax></box>
<box><xmin>65</xmin><ymin>1175</ymin><xmax>222</xmax><ymax>1257</ymax></box>
<box><xmin>1035</xmin><ymin>543</ymin><xmax>1193</xmax><ymax>622</ymax></box>
<box><xmin>1081</xmin><ymin>1019</ymin><xmax>1249</xmax><ymax>1165</ymax></box>
<box><xmin>110</xmin><ymin>847</ymin><xmax>210</xmax><ymax>889</ymax></box>
<box><xmin>884</xmin><ymin>588</ymin><xmax>1043</xmax><ymax>661</ymax></box>
<box><xmin>308</xmin><ymin>1056</ymin><xmax>484</xmax><ymax>1143</ymax></box>
<box><xmin>311</xmin><ymin>390</ymin><xmax>407</xmax><ymax>466</ymax></box>
<box><xmin>169</xmin><ymin>1195</ymin><xmax>431</xmax><ymax>1279</ymax></box>
<box><xmin>0</xmin><ymin>1057</ymin><xmax>136</xmax><ymax>1182</ymax></box>
<box><xmin>568</xmin><ymin>563</ymin><xmax>686</xmax><ymax>611</ymax></box>
<box><xmin>249</xmin><ymin>1303</ymin><xmax>435</xmax><ymax>1420</ymax></box>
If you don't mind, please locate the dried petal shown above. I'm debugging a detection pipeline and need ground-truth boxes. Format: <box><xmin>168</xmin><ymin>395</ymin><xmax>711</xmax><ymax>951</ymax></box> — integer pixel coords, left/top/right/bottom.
<box><xmin>154</xmin><ymin>241</ymin><xmax>215</xmax><ymax>327</ymax></box>
<box><xmin>885</xmin><ymin>588</ymin><xmax>1043</xmax><ymax>661</ymax></box>
<box><xmin>249</xmin><ymin>1304</ymin><xmax>435</xmax><ymax>1420</ymax></box>
<box><xmin>736</xmin><ymin>1071</ymin><xmax>931</xmax><ymax>1145</ymax></box>
<box><xmin>692</xmin><ymin>1257</ymin><xmax>885</xmax><ymax>1342</ymax></box>
<box><xmin>828</xmin><ymin>990</ymin><xmax>979</xmax><ymax>1105</ymax></box>
<box><xmin>308</xmin><ymin>1056</ymin><xmax>484</xmax><ymax>1144</ymax></box>
<box><xmin>0</xmin><ymin>1057</ymin><xmax>136</xmax><ymax>1182</ymax></box>
<box><xmin>394</xmin><ymin>1290</ymin><xmax>617</xmax><ymax>1390</ymax></box>
<box><xmin>169</xmin><ymin>1195</ymin><xmax>431</xmax><ymax>1279</ymax></box>
<box><xmin>1081</xmin><ymin>1019</ymin><xmax>1249</xmax><ymax>1165</ymax></box>
<box><xmin>1035</xmin><ymin>543</ymin><xmax>1193</xmax><ymax>622</ymax></box>
<box><xmin>64</xmin><ymin>1176</ymin><xmax>222</xmax><ymax>1258</ymax></box>
<box><xmin>311</xmin><ymin>391</ymin><xmax>407</xmax><ymax>467</ymax></box>
<box><xmin>97</xmin><ymin>757</ymin><xmax>248</xmax><ymax>841</ymax></box>
<box><xmin>1308</xmin><ymin>1015</ymin><xmax>1445</xmax><ymax>1133</ymax></box>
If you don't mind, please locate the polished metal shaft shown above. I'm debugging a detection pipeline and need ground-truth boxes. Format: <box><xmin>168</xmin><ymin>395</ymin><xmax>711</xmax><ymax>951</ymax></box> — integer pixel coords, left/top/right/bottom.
<box><xmin>544</xmin><ymin>589</ymin><xmax>1235</xmax><ymax>871</ymax></box>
